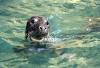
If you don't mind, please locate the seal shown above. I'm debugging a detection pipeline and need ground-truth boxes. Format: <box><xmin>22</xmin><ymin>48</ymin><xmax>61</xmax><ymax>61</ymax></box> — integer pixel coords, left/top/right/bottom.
<box><xmin>25</xmin><ymin>16</ymin><xmax>49</xmax><ymax>42</ymax></box>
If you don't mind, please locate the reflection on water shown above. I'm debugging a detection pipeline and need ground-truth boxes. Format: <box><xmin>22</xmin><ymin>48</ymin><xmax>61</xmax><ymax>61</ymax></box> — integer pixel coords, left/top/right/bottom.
<box><xmin>0</xmin><ymin>0</ymin><xmax>100</xmax><ymax>68</ymax></box>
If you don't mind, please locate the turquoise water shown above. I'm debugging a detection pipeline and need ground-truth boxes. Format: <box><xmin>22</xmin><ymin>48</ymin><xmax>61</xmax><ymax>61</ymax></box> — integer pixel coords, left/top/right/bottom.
<box><xmin>0</xmin><ymin>0</ymin><xmax>100</xmax><ymax>68</ymax></box>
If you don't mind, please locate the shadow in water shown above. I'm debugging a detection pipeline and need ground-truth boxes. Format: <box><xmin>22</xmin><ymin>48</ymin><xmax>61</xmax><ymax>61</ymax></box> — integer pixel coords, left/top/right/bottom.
<box><xmin>13</xmin><ymin>41</ymin><xmax>52</xmax><ymax>52</ymax></box>
<box><xmin>13</xmin><ymin>41</ymin><xmax>58</xmax><ymax>65</ymax></box>
<box><xmin>27</xmin><ymin>52</ymin><xmax>50</xmax><ymax>65</ymax></box>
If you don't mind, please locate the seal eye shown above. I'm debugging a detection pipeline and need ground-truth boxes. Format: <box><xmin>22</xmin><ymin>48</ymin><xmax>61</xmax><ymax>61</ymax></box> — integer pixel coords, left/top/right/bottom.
<box><xmin>31</xmin><ymin>20</ymin><xmax>34</xmax><ymax>23</ymax></box>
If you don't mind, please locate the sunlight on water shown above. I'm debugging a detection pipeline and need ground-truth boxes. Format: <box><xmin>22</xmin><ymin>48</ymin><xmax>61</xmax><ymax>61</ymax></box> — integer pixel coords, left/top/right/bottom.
<box><xmin>0</xmin><ymin>0</ymin><xmax>100</xmax><ymax>68</ymax></box>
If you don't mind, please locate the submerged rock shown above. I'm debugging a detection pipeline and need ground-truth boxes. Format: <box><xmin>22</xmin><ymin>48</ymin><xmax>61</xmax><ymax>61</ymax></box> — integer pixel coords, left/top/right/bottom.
<box><xmin>86</xmin><ymin>17</ymin><xmax>100</xmax><ymax>32</ymax></box>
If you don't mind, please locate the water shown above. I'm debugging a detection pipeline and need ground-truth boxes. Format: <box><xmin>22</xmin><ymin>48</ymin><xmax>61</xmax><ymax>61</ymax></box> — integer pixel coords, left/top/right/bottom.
<box><xmin>0</xmin><ymin>0</ymin><xmax>100</xmax><ymax>68</ymax></box>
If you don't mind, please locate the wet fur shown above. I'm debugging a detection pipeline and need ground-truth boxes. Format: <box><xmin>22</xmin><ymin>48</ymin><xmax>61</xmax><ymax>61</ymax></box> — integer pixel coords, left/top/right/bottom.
<box><xmin>25</xmin><ymin>16</ymin><xmax>49</xmax><ymax>42</ymax></box>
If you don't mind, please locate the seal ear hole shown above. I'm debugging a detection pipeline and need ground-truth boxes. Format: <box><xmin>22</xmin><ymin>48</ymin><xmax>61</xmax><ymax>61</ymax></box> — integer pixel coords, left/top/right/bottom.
<box><xmin>47</xmin><ymin>22</ymin><xmax>49</xmax><ymax>25</ymax></box>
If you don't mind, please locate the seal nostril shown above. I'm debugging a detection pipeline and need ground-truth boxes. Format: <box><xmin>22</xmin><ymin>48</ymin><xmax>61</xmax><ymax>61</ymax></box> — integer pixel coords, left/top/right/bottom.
<box><xmin>45</xmin><ymin>28</ymin><xmax>47</xmax><ymax>30</ymax></box>
<box><xmin>39</xmin><ymin>26</ymin><xmax>42</xmax><ymax>30</ymax></box>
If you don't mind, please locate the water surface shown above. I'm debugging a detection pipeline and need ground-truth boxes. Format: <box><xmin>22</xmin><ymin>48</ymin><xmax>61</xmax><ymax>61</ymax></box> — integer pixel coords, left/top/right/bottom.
<box><xmin>0</xmin><ymin>0</ymin><xmax>100</xmax><ymax>68</ymax></box>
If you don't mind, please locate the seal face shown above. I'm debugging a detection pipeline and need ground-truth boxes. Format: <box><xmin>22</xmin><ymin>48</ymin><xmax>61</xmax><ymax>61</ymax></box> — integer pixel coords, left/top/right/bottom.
<box><xmin>25</xmin><ymin>16</ymin><xmax>49</xmax><ymax>40</ymax></box>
